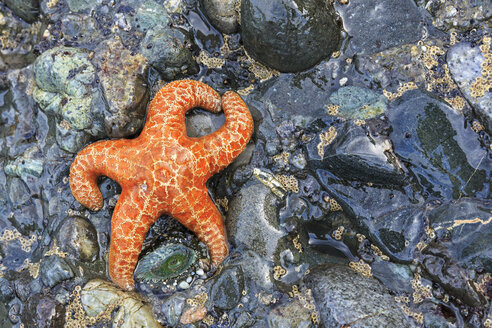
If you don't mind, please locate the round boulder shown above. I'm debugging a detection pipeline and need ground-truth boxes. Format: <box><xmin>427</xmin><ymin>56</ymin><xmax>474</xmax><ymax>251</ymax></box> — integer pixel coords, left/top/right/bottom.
<box><xmin>241</xmin><ymin>0</ymin><xmax>340</xmax><ymax>72</ymax></box>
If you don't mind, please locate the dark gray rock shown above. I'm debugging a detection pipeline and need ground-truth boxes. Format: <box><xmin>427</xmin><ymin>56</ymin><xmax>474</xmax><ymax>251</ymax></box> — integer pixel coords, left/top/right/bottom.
<box><xmin>306</xmin><ymin>121</ymin><xmax>404</xmax><ymax>186</ymax></box>
<box><xmin>0</xmin><ymin>278</ymin><xmax>14</xmax><ymax>303</ymax></box>
<box><xmin>57</xmin><ymin>216</ymin><xmax>99</xmax><ymax>262</ymax></box>
<box><xmin>241</xmin><ymin>0</ymin><xmax>340</xmax><ymax>72</ymax></box>
<box><xmin>140</xmin><ymin>27</ymin><xmax>198</xmax><ymax>80</ymax></box>
<box><xmin>200</xmin><ymin>0</ymin><xmax>239</xmax><ymax>34</ymax></box>
<box><xmin>21</xmin><ymin>294</ymin><xmax>65</xmax><ymax>328</ymax></box>
<box><xmin>334</xmin><ymin>0</ymin><xmax>432</xmax><ymax>55</ymax></box>
<box><xmin>210</xmin><ymin>265</ymin><xmax>244</xmax><ymax>310</ymax></box>
<box><xmin>61</xmin><ymin>14</ymin><xmax>102</xmax><ymax>46</ymax></box>
<box><xmin>159</xmin><ymin>292</ymin><xmax>186</xmax><ymax>327</ymax></box>
<box><xmin>40</xmin><ymin>256</ymin><xmax>74</xmax><ymax>287</ymax></box>
<box><xmin>447</xmin><ymin>41</ymin><xmax>492</xmax><ymax>134</ymax></box>
<box><xmin>227</xmin><ymin>182</ymin><xmax>285</xmax><ymax>260</ymax></box>
<box><xmin>387</xmin><ymin>90</ymin><xmax>490</xmax><ymax>200</ymax></box>
<box><xmin>1</xmin><ymin>0</ymin><xmax>39</xmax><ymax>23</ymax></box>
<box><xmin>427</xmin><ymin>198</ymin><xmax>492</xmax><ymax>273</ymax></box>
<box><xmin>304</xmin><ymin>265</ymin><xmax>416</xmax><ymax>327</ymax></box>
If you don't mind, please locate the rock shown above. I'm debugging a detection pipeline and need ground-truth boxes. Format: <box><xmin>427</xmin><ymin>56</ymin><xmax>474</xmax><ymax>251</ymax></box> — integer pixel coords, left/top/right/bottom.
<box><xmin>387</xmin><ymin>90</ymin><xmax>490</xmax><ymax>200</ymax></box>
<box><xmin>185</xmin><ymin>108</ymin><xmax>224</xmax><ymax>138</ymax></box>
<box><xmin>0</xmin><ymin>8</ymin><xmax>42</xmax><ymax>70</ymax></box>
<box><xmin>304</xmin><ymin>265</ymin><xmax>415</xmax><ymax>327</ymax></box>
<box><xmin>327</xmin><ymin>86</ymin><xmax>388</xmax><ymax>120</ymax></box>
<box><xmin>334</xmin><ymin>0</ymin><xmax>433</xmax><ymax>55</ymax></box>
<box><xmin>40</xmin><ymin>256</ymin><xmax>74</xmax><ymax>287</ymax></box>
<box><xmin>227</xmin><ymin>182</ymin><xmax>285</xmax><ymax>260</ymax></box>
<box><xmin>306</xmin><ymin>121</ymin><xmax>404</xmax><ymax>186</ymax></box>
<box><xmin>371</xmin><ymin>260</ymin><xmax>414</xmax><ymax>294</ymax></box>
<box><xmin>32</xmin><ymin>46</ymin><xmax>105</xmax><ymax>153</ymax></box>
<box><xmin>426</xmin><ymin>198</ymin><xmax>492</xmax><ymax>273</ymax></box>
<box><xmin>418</xmin><ymin>0</ymin><xmax>492</xmax><ymax>30</ymax></box>
<box><xmin>140</xmin><ymin>27</ymin><xmax>198</xmax><ymax>80</ymax></box>
<box><xmin>4</xmin><ymin>146</ymin><xmax>44</xmax><ymax>181</ymax></box>
<box><xmin>0</xmin><ymin>0</ymin><xmax>39</xmax><ymax>23</ymax></box>
<box><xmin>267</xmin><ymin>298</ymin><xmax>313</xmax><ymax>328</ymax></box>
<box><xmin>230</xmin><ymin>250</ymin><xmax>274</xmax><ymax>290</ymax></box>
<box><xmin>61</xmin><ymin>14</ymin><xmax>102</xmax><ymax>46</ymax></box>
<box><xmin>21</xmin><ymin>294</ymin><xmax>65</xmax><ymax>328</ymax></box>
<box><xmin>447</xmin><ymin>41</ymin><xmax>492</xmax><ymax>134</ymax></box>
<box><xmin>159</xmin><ymin>292</ymin><xmax>186</xmax><ymax>326</ymax></box>
<box><xmin>93</xmin><ymin>37</ymin><xmax>149</xmax><ymax>138</ymax></box>
<box><xmin>241</xmin><ymin>0</ymin><xmax>340</xmax><ymax>72</ymax></box>
<box><xmin>128</xmin><ymin>0</ymin><xmax>170</xmax><ymax>32</ymax></box>
<box><xmin>210</xmin><ymin>265</ymin><xmax>244</xmax><ymax>310</ymax></box>
<box><xmin>80</xmin><ymin>279</ymin><xmax>162</xmax><ymax>328</ymax></box>
<box><xmin>66</xmin><ymin>0</ymin><xmax>94</xmax><ymax>13</ymax></box>
<box><xmin>0</xmin><ymin>278</ymin><xmax>14</xmax><ymax>303</ymax></box>
<box><xmin>56</xmin><ymin>216</ymin><xmax>99</xmax><ymax>262</ymax></box>
<box><xmin>200</xmin><ymin>0</ymin><xmax>239</xmax><ymax>34</ymax></box>
<box><xmin>0</xmin><ymin>303</ymin><xmax>12</xmax><ymax>328</ymax></box>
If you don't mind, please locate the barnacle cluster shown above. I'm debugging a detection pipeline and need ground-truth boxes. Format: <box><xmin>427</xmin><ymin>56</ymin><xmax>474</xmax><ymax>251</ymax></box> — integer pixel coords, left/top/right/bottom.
<box><xmin>370</xmin><ymin>244</ymin><xmax>389</xmax><ymax>261</ymax></box>
<box><xmin>275</xmin><ymin>174</ymin><xmax>299</xmax><ymax>193</ymax></box>
<box><xmin>195</xmin><ymin>51</ymin><xmax>225</xmax><ymax>69</ymax></box>
<box><xmin>272</xmin><ymin>151</ymin><xmax>290</xmax><ymax>165</ymax></box>
<box><xmin>325</xmin><ymin>104</ymin><xmax>340</xmax><ymax>116</ymax></box>
<box><xmin>292</xmin><ymin>235</ymin><xmax>303</xmax><ymax>253</ymax></box>
<box><xmin>216</xmin><ymin>197</ymin><xmax>229</xmax><ymax>212</ymax></box>
<box><xmin>289</xmin><ymin>285</ymin><xmax>319</xmax><ymax>325</ymax></box>
<box><xmin>317</xmin><ymin>126</ymin><xmax>337</xmax><ymax>158</ymax></box>
<box><xmin>470</xmin><ymin>35</ymin><xmax>491</xmax><ymax>98</ymax></box>
<box><xmin>383</xmin><ymin>82</ymin><xmax>418</xmax><ymax>101</ymax></box>
<box><xmin>411</xmin><ymin>273</ymin><xmax>432</xmax><ymax>303</ymax></box>
<box><xmin>273</xmin><ymin>265</ymin><xmax>287</xmax><ymax>280</ymax></box>
<box><xmin>45</xmin><ymin>239</ymin><xmax>68</xmax><ymax>258</ymax></box>
<box><xmin>332</xmin><ymin>226</ymin><xmax>344</xmax><ymax>240</ymax></box>
<box><xmin>349</xmin><ymin>259</ymin><xmax>372</xmax><ymax>277</ymax></box>
<box><xmin>0</xmin><ymin>228</ymin><xmax>38</xmax><ymax>252</ymax></box>
<box><xmin>324</xmin><ymin>195</ymin><xmax>342</xmax><ymax>212</ymax></box>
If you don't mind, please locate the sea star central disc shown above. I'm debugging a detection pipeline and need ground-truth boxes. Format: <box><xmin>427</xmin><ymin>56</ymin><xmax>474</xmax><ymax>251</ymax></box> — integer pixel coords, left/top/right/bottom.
<box><xmin>69</xmin><ymin>80</ymin><xmax>254</xmax><ymax>290</ymax></box>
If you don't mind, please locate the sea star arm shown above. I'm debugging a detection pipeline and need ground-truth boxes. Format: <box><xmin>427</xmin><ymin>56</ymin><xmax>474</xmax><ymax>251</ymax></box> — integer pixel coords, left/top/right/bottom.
<box><xmin>69</xmin><ymin>139</ymin><xmax>138</xmax><ymax>211</ymax></box>
<box><xmin>109</xmin><ymin>186</ymin><xmax>159</xmax><ymax>291</ymax></box>
<box><xmin>170</xmin><ymin>188</ymin><xmax>228</xmax><ymax>269</ymax></box>
<box><xmin>197</xmin><ymin>91</ymin><xmax>254</xmax><ymax>178</ymax></box>
<box><xmin>142</xmin><ymin>80</ymin><xmax>222</xmax><ymax>137</ymax></box>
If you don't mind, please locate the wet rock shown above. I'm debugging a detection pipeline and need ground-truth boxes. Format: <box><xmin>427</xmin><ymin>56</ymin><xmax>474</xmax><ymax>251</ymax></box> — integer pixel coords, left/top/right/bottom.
<box><xmin>4</xmin><ymin>146</ymin><xmax>44</xmax><ymax>181</ymax></box>
<box><xmin>0</xmin><ymin>8</ymin><xmax>42</xmax><ymax>69</ymax></box>
<box><xmin>371</xmin><ymin>260</ymin><xmax>413</xmax><ymax>294</ymax></box>
<box><xmin>316</xmin><ymin>170</ymin><xmax>426</xmax><ymax>262</ymax></box>
<box><xmin>61</xmin><ymin>14</ymin><xmax>102</xmax><ymax>46</ymax></box>
<box><xmin>200</xmin><ymin>0</ymin><xmax>239</xmax><ymax>34</ymax></box>
<box><xmin>21</xmin><ymin>294</ymin><xmax>65</xmax><ymax>328</ymax></box>
<box><xmin>160</xmin><ymin>292</ymin><xmax>186</xmax><ymax>326</ymax></box>
<box><xmin>0</xmin><ymin>0</ymin><xmax>39</xmax><ymax>23</ymax></box>
<box><xmin>93</xmin><ymin>37</ymin><xmax>149</xmax><ymax>138</ymax></box>
<box><xmin>80</xmin><ymin>279</ymin><xmax>162</xmax><ymax>328</ymax></box>
<box><xmin>447</xmin><ymin>41</ymin><xmax>492</xmax><ymax>134</ymax></box>
<box><xmin>306</xmin><ymin>121</ymin><xmax>404</xmax><ymax>186</ymax></box>
<box><xmin>140</xmin><ymin>27</ymin><xmax>198</xmax><ymax>80</ymax></box>
<box><xmin>305</xmin><ymin>264</ymin><xmax>415</xmax><ymax>327</ymax></box>
<box><xmin>227</xmin><ymin>182</ymin><xmax>285</xmax><ymax>260</ymax></box>
<box><xmin>231</xmin><ymin>250</ymin><xmax>274</xmax><ymax>290</ymax></box>
<box><xmin>267</xmin><ymin>298</ymin><xmax>313</xmax><ymax>328</ymax></box>
<box><xmin>127</xmin><ymin>0</ymin><xmax>170</xmax><ymax>33</ymax></box>
<box><xmin>387</xmin><ymin>90</ymin><xmax>490</xmax><ymax>200</ymax></box>
<box><xmin>185</xmin><ymin>108</ymin><xmax>224</xmax><ymax>138</ymax></box>
<box><xmin>328</xmin><ymin>86</ymin><xmax>388</xmax><ymax>120</ymax></box>
<box><xmin>0</xmin><ymin>303</ymin><xmax>11</xmax><ymax>328</ymax></box>
<box><xmin>241</xmin><ymin>0</ymin><xmax>340</xmax><ymax>72</ymax></box>
<box><xmin>32</xmin><ymin>46</ymin><xmax>105</xmax><ymax>153</ymax></box>
<box><xmin>422</xmin><ymin>251</ymin><xmax>485</xmax><ymax>307</ymax></box>
<box><xmin>40</xmin><ymin>256</ymin><xmax>74</xmax><ymax>287</ymax></box>
<box><xmin>56</xmin><ymin>216</ymin><xmax>99</xmax><ymax>262</ymax></box>
<box><xmin>66</xmin><ymin>0</ymin><xmax>94</xmax><ymax>13</ymax></box>
<box><xmin>0</xmin><ymin>278</ymin><xmax>14</xmax><ymax>303</ymax></box>
<box><xmin>334</xmin><ymin>0</ymin><xmax>433</xmax><ymax>55</ymax></box>
<box><xmin>417</xmin><ymin>0</ymin><xmax>492</xmax><ymax>31</ymax></box>
<box><xmin>210</xmin><ymin>265</ymin><xmax>244</xmax><ymax>310</ymax></box>
<box><xmin>13</xmin><ymin>274</ymin><xmax>33</xmax><ymax>302</ymax></box>
<box><xmin>427</xmin><ymin>198</ymin><xmax>492</xmax><ymax>272</ymax></box>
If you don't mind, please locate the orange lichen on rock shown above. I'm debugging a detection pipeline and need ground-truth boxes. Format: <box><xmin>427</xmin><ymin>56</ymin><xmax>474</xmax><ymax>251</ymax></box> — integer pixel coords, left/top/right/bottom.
<box><xmin>70</xmin><ymin>80</ymin><xmax>254</xmax><ymax>290</ymax></box>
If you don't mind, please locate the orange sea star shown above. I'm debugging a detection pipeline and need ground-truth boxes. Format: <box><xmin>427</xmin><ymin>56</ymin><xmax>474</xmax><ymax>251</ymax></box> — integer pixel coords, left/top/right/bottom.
<box><xmin>69</xmin><ymin>80</ymin><xmax>254</xmax><ymax>290</ymax></box>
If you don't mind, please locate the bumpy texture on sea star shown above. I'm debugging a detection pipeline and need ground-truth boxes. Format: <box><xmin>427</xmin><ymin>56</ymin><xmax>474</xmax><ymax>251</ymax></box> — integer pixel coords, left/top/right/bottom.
<box><xmin>70</xmin><ymin>80</ymin><xmax>254</xmax><ymax>290</ymax></box>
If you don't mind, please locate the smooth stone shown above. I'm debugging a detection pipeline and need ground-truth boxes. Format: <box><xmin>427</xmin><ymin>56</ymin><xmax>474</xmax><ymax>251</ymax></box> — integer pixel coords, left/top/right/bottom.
<box><xmin>200</xmin><ymin>0</ymin><xmax>239</xmax><ymax>34</ymax></box>
<box><xmin>447</xmin><ymin>42</ymin><xmax>492</xmax><ymax>134</ymax></box>
<box><xmin>371</xmin><ymin>260</ymin><xmax>413</xmax><ymax>294</ymax></box>
<box><xmin>160</xmin><ymin>292</ymin><xmax>186</xmax><ymax>327</ymax></box>
<box><xmin>210</xmin><ymin>266</ymin><xmax>244</xmax><ymax>310</ymax></box>
<box><xmin>328</xmin><ymin>86</ymin><xmax>388</xmax><ymax>120</ymax></box>
<box><xmin>140</xmin><ymin>27</ymin><xmax>198</xmax><ymax>80</ymax></box>
<box><xmin>334</xmin><ymin>0</ymin><xmax>434</xmax><ymax>55</ymax></box>
<box><xmin>305</xmin><ymin>265</ymin><xmax>415</xmax><ymax>327</ymax></box>
<box><xmin>241</xmin><ymin>0</ymin><xmax>340</xmax><ymax>72</ymax></box>
<box><xmin>267</xmin><ymin>298</ymin><xmax>313</xmax><ymax>328</ymax></box>
<box><xmin>230</xmin><ymin>250</ymin><xmax>274</xmax><ymax>290</ymax></box>
<box><xmin>80</xmin><ymin>279</ymin><xmax>162</xmax><ymax>328</ymax></box>
<box><xmin>93</xmin><ymin>37</ymin><xmax>149</xmax><ymax>138</ymax></box>
<box><xmin>40</xmin><ymin>256</ymin><xmax>74</xmax><ymax>288</ymax></box>
<box><xmin>185</xmin><ymin>108</ymin><xmax>224</xmax><ymax>138</ymax></box>
<box><xmin>387</xmin><ymin>90</ymin><xmax>490</xmax><ymax>200</ymax></box>
<box><xmin>227</xmin><ymin>182</ymin><xmax>285</xmax><ymax>261</ymax></box>
<box><xmin>57</xmin><ymin>216</ymin><xmax>99</xmax><ymax>262</ymax></box>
